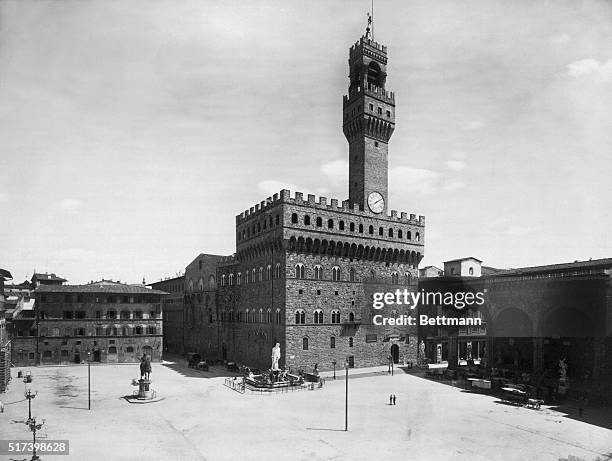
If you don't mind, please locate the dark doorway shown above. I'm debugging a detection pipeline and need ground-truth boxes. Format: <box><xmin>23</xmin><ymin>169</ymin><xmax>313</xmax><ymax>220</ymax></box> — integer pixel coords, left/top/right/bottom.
<box><xmin>391</xmin><ymin>344</ymin><xmax>400</xmax><ymax>364</ymax></box>
<box><xmin>74</xmin><ymin>351</ymin><xmax>80</xmax><ymax>364</ymax></box>
<box><xmin>348</xmin><ymin>356</ymin><xmax>355</xmax><ymax>368</ymax></box>
<box><xmin>93</xmin><ymin>349</ymin><xmax>101</xmax><ymax>362</ymax></box>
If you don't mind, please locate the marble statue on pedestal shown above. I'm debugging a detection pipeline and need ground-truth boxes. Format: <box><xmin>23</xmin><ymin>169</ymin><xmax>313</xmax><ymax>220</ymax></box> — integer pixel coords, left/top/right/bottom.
<box><xmin>271</xmin><ymin>343</ymin><xmax>281</xmax><ymax>371</ymax></box>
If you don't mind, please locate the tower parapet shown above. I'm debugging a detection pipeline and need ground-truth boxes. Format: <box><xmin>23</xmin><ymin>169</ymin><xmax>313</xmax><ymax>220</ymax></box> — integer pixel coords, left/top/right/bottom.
<box><xmin>236</xmin><ymin>189</ymin><xmax>424</xmax><ymax>225</ymax></box>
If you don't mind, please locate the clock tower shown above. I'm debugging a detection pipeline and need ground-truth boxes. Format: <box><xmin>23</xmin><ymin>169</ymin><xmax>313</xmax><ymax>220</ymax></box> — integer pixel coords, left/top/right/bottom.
<box><xmin>343</xmin><ymin>34</ymin><xmax>395</xmax><ymax>214</ymax></box>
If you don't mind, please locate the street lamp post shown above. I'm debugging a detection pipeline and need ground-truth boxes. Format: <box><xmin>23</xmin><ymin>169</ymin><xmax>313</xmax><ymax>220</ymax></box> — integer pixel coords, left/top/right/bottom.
<box><xmin>87</xmin><ymin>351</ymin><xmax>91</xmax><ymax>410</ymax></box>
<box><xmin>332</xmin><ymin>360</ymin><xmax>336</xmax><ymax>380</ymax></box>
<box><xmin>344</xmin><ymin>360</ymin><xmax>349</xmax><ymax>431</ymax></box>
<box><xmin>27</xmin><ymin>417</ymin><xmax>44</xmax><ymax>461</ymax></box>
<box><xmin>24</xmin><ymin>386</ymin><xmax>37</xmax><ymax>421</ymax></box>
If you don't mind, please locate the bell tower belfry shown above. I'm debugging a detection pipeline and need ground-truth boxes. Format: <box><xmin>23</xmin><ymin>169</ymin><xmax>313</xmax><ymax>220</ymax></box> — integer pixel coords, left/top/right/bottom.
<box><xmin>342</xmin><ymin>33</ymin><xmax>395</xmax><ymax>215</ymax></box>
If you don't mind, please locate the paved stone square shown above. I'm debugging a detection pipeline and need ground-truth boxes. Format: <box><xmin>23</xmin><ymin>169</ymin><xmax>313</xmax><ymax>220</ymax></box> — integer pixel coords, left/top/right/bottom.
<box><xmin>1</xmin><ymin>360</ymin><xmax>610</xmax><ymax>461</ymax></box>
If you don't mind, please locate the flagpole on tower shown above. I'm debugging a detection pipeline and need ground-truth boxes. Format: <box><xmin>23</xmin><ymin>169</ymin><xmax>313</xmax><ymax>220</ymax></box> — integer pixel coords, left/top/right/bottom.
<box><xmin>371</xmin><ymin>0</ymin><xmax>374</xmax><ymax>41</ymax></box>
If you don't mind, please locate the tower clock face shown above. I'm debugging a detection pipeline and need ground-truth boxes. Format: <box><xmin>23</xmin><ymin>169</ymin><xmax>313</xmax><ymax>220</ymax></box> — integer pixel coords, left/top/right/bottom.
<box><xmin>367</xmin><ymin>192</ymin><xmax>385</xmax><ymax>213</ymax></box>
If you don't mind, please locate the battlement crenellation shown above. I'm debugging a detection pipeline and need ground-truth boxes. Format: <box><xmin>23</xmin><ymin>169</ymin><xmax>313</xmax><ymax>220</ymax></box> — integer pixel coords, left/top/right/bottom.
<box><xmin>236</xmin><ymin>189</ymin><xmax>424</xmax><ymax>225</ymax></box>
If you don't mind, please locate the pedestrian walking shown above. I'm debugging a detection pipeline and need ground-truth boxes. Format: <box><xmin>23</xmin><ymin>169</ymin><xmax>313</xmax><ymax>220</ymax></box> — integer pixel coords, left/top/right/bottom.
<box><xmin>389</xmin><ymin>394</ymin><xmax>393</xmax><ymax>405</ymax></box>
<box><xmin>392</xmin><ymin>394</ymin><xmax>396</xmax><ymax>405</ymax></box>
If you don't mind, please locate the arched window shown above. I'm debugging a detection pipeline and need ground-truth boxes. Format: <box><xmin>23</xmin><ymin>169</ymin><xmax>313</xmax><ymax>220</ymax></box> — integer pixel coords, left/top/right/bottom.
<box><xmin>267</xmin><ymin>308</ymin><xmax>272</xmax><ymax>323</ymax></box>
<box><xmin>245</xmin><ymin>309</ymin><xmax>249</xmax><ymax>323</ymax></box>
<box><xmin>258</xmin><ymin>267</ymin><xmax>263</xmax><ymax>282</ymax></box>
<box><xmin>107</xmin><ymin>310</ymin><xmax>117</xmax><ymax>319</ymax></box>
<box><xmin>378</xmin><ymin>227</ymin><xmax>384</xmax><ymax>236</ymax></box>
<box><xmin>350</xmin><ymin>222</ymin><xmax>355</xmax><ymax>232</ymax></box>
<box><xmin>266</xmin><ymin>265</ymin><xmax>272</xmax><ymax>280</ymax></box>
<box><xmin>368</xmin><ymin>225</ymin><xmax>374</xmax><ymax>234</ymax></box>
<box><xmin>404</xmin><ymin>272</ymin><xmax>411</xmax><ymax>284</ymax></box>
<box><xmin>295</xmin><ymin>263</ymin><xmax>305</xmax><ymax>279</ymax></box>
<box><xmin>275</xmin><ymin>309</ymin><xmax>282</xmax><ymax>324</ymax></box>
<box><xmin>330</xmin><ymin>336</ymin><xmax>336</xmax><ymax>348</ymax></box>
<box><xmin>339</xmin><ymin>220</ymin><xmax>345</xmax><ymax>230</ymax></box>
<box><xmin>246</xmin><ymin>270</ymin><xmax>250</xmax><ymax>284</ymax></box>
<box><xmin>314</xmin><ymin>265</ymin><xmax>323</xmax><ymax>280</ymax></box>
<box><xmin>367</xmin><ymin>61</ymin><xmax>383</xmax><ymax>87</ymax></box>
<box><xmin>359</xmin><ymin>224</ymin><xmax>364</xmax><ymax>233</ymax></box>
<box><xmin>314</xmin><ymin>309</ymin><xmax>323</xmax><ymax>324</ymax></box>
<box><xmin>328</xmin><ymin>219</ymin><xmax>334</xmax><ymax>229</ymax></box>
<box><xmin>350</xmin><ymin>267</ymin><xmax>356</xmax><ymax>282</ymax></box>
<box><xmin>208</xmin><ymin>275</ymin><xmax>216</xmax><ymax>290</ymax></box>
<box><xmin>407</xmin><ymin>231</ymin><xmax>412</xmax><ymax>240</ymax></box>
<box><xmin>237</xmin><ymin>272</ymin><xmax>242</xmax><ymax>285</ymax></box>
<box><xmin>259</xmin><ymin>308</ymin><xmax>264</xmax><ymax>323</ymax></box>
<box><xmin>469</xmin><ymin>267</ymin><xmax>474</xmax><ymax>275</ymax></box>
<box><xmin>291</xmin><ymin>213</ymin><xmax>298</xmax><ymax>224</ymax></box>
<box><xmin>349</xmin><ymin>312</ymin><xmax>355</xmax><ymax>322</ymax></box>
<box><xmin>229</xmin><ymin>274</ymin><xmax>234</xmax><ymax>286</ymax></box>
<box><xmin>316</xmin><ymin>217</ymin><xmax>322</xmax><ymax>227</ymax></box>
<box><xmin>331</xmin><ymin>310</ymin><xmax>340</xmax><ymax>324</ymax></box>
<box><xmin>252</xmin><ymin>268</ymin><xmax>256</xmax><ymax>282</ymax></box>
<box><xmin>415</xmin><ymin>232</ymin><xmax>420</xmax><ymax>242</ymax></box>
<box><xmin>275</xmin><ymin>214</ymin><xmax>280</xmax><ymax>225</ymax></box>
<box><xmin>275</xmin><ymin>263</ymin><xmax>281</xmax><ymax>279</ymax></box>
<box><xmin>304</xmin><ymin>215</ymin><xmax>311</xmax><ymax>225</ymax></box>
<box><xmin>391</xmin><ymin>272</ymin><xmax>399</xmax><ymax>284</ymax></box>
<box><xmin>295</xmin><ymin>309</ymin><xmax>305</xmax><ymax>324</ymax></box>
<box><xmin>398</xmin><ymin>229</ymin><xmax>403</xmax><ymax>239</ymax></box>
<box><xmin>388</xmin><ymin>228</ymin><xmax>394</xmax><ymax>237</ymax></box>
<box><xmin>257</xmin><ymin>222</ymin><xmax>261</xmax><ymax>232</ymax></box>
<box><xmin>221</xmin><ymin>275</ymin><xmax>226</xmax><ymax>287</ymax></box>
<box><xmin>349</xmin><ymin>337</ymin><xmax>354</xmax><ymax>347</ymax></box>
<box><xmin>332</xmin><ymin>266</ymin><xmax>341</xmax><ymax>281</ymax></box>
<box><xmin>302</xmin><ymin>337</ymin><xmax>309</xmax><ymax>350</ymax></box>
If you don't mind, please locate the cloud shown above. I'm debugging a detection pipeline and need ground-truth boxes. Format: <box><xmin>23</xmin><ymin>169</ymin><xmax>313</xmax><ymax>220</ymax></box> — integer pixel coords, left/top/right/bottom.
<box><xmin>52</xmin><ymin>248</ymin><xmax>97</xmax><ymax>261</ymax></box>
<box><xmin>444</xmin><ymin>160</ymin><xmax>466</xmax><ymax>170</ymax></box>
<box><xmin>463</xmin><ymin>120</ymin><xmax>484</xmax><ymax>130</ymax></box>
<box><xmin>550</xmin><ymin>33</ymin><xmax>570</xmax><ymax>45</ymax></box>
<box><xmin>57</xmin><ymin>198</ymin><xmax>83</xmax><ymax>212</ymax></box>
<box><xmin>390</xmin><ymin>166</ymin><xmax>441</xmax><ymax>195</ymax></box>
<box><xmin>0</xmin><ymin>192</ymin><xmax>8</xmax><ymax>203</ymax></box>
<box><xmin>567</xmin><ymin>58</ymin><xmax>612</xmax><ymax>81</ymax></box>
<box><xmin>443</xmin><ymin>180</ymin><xmax>466</xmax><ymax>191</ymax></box>
<box><xmin>320</xmin><ymin>159</ymin><xmax>348</xmax><ymax>186</ymax></box>
<box><xmin>505</xmin><ymin>225</ymin><xmax>541</xmax><ymax>237</ymax></box>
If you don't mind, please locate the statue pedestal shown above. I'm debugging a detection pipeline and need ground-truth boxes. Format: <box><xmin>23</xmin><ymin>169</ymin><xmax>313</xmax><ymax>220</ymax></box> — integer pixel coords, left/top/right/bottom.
<box><xmin>138</xmin><ymin>379</ymin><xmax>152</xmax><ymax>399</ymax></box>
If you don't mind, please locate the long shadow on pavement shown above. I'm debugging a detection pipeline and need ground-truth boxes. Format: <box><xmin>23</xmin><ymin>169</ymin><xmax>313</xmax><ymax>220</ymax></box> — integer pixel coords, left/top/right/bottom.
<box><xmin>161</xmin><ymin>361</ymin><xmax>240</xmax><ymax>380</ymax></box>
<box><xmin>306</xmin><ymin>428</ymin><xmax>347</xmax><ymax>432</ymax></box>
<box><xmin>399</xmin><ymin>366</ymin><xmax>612</xmax><ymax>431</ymax></box>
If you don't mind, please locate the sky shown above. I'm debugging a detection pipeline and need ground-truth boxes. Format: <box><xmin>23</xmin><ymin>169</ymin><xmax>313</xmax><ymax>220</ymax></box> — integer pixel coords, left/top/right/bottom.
<box><xmin>1</xmin><ymin>0</ymin><xmax>611</xmax><ymax>284</ymax></box>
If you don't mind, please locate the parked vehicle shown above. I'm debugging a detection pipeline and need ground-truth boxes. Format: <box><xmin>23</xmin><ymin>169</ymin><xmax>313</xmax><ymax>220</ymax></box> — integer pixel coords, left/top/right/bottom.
<box><xmin>187</xmin><ymin>353</ymin><xmax>201</xmax><ymax>368</ymax></box>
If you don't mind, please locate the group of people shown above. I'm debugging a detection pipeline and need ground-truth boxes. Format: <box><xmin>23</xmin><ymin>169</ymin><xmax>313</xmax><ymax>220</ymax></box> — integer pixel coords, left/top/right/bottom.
<box><xmin>389</xmin><ymin>394</ymin><xmax>397</xmax><ymax>405</ymax></box>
